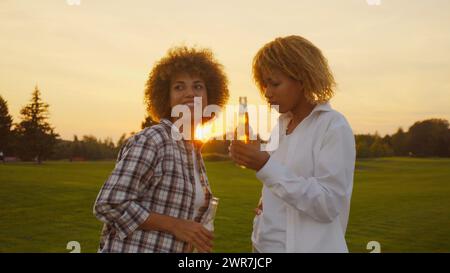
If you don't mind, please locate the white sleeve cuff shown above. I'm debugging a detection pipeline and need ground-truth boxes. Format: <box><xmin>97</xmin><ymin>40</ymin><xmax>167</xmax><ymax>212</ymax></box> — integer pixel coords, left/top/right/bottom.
<box><xmin>256</xmin><ymin>156</ymin><xmax>287</xmax><ymax>187</ymax></box>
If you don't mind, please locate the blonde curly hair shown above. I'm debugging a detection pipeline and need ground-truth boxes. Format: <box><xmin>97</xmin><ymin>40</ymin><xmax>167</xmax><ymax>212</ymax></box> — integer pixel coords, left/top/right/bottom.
<box><xmin>253</xmin><ymin>35</ymin><xmax>335</xmax><ymax>104</ymax></box>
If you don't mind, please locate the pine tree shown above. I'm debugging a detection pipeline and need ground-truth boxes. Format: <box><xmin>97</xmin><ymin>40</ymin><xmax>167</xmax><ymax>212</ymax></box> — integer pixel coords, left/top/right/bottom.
<box><xmin>15</xmin><ymin>86</ymin><xmax>59</xmax><ymax>163</ymax></box>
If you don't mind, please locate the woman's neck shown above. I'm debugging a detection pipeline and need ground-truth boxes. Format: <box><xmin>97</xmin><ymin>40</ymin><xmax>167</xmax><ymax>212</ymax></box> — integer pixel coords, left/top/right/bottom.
<box><xmin>290</xmin><ymin>100</ymin><xmax>315</xmax><ymax>124</ymax></box>
<box><xmin>286</xmin><ymin>100</ymin><xmax>316</xmax><ymax>134</ymax></box>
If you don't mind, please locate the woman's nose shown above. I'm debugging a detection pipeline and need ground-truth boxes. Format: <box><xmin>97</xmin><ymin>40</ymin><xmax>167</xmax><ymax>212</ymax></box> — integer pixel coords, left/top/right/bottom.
<box><xmin>185</xmin><ymin>87</ymin><xmax>195</xmax><ymax>97</ymax></box>
<box><xmin>264</xmin><ymin>87</ymin><xmax>273</xmax><ymax>100</ymax></box>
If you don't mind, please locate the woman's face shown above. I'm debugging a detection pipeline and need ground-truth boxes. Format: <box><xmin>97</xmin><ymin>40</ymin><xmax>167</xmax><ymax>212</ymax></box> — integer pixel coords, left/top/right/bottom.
<box><xmin>261</xmin><ymin>70</ymin><xmax>304</xmax><ymax>113</ymax></box>
<box><xmin>170</xmin><ymin>72</ymin><xmax>208</xmax><ymax>119</ymax></box>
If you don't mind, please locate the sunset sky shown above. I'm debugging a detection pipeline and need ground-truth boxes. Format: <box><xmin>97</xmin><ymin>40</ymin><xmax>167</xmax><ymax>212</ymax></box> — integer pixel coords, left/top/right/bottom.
<box><xmin>1</xmin><ymin>0</ymin><xmax>449</xmax><ymax>142</ymax></box>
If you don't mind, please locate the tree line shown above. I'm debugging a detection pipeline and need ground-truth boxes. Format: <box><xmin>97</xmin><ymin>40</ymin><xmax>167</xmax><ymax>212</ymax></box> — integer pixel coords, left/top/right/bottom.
<box><xmin>0</xmin><ymin>87</ymin><xmax>449</xmax><ymax>163</ymax></box>
<box><xmin>355</xmin><ymin>119</ymin><xmax>450</xmax><ymax>158</ymax></box>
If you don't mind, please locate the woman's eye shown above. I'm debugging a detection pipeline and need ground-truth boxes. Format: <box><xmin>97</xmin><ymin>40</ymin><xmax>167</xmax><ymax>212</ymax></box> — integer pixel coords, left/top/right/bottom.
<box><xmin>194</xmin><ymin>84</ymin><xmax>204</xmax><ymax>90</ymax></box>
<box><xmin>174</xmin><ymin>85</ymin><xmax>184</xmax><ymax>91</ymax></box>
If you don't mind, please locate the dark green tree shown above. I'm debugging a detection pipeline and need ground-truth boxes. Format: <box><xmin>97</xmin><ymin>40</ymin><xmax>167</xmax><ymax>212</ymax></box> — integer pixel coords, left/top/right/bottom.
<box><xmin>70</xmin><ymin>135</ymin><xmax>81</xmax><ymax>160</ymax></box>
<box><xmin>407</xmin><ymin>119</ymin><xmax>449</xmax><ymax>157</ymax></box>
<box><xmin>369</xmin><ymin>137</ymin><xmax>393</xmax><ymax>157</ymax></box>
<box><xmin>15</xmin><ymin>86</ymin><xmax>59</xmax><ymax>163</ymax></box>
<box><xmin>0</xmin><ymin>95</ymin><xmax>13</xmax><ymax>155</ymax></box>
<box><xmin>391</xmin><ymin>127</ymin><xmax>409</xmax><ymax>156</ymax></box>
<box><xmin>356</xmin><ymin>141</ymin><xmax>371</xmax><ymax>158</ymax></box>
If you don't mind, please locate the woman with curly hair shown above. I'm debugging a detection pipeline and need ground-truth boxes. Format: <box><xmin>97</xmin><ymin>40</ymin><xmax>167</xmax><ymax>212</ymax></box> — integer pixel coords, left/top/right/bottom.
<box><xmin>230</xmin><ymin>35</ymin><xmax>356</xmax><ymax>252</ymax></box>
<box><xmin>94</xmin><ymin>46</ymin><xmax>229</xmax><ymax>253</ymax></box>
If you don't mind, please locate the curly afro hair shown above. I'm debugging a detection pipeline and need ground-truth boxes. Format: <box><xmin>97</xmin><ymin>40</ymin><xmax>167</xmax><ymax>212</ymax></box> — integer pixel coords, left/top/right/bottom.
<box><xmin>145</xmin><ymin>46</ymin><xmax>229</xmax><ymax>122</ymax></box>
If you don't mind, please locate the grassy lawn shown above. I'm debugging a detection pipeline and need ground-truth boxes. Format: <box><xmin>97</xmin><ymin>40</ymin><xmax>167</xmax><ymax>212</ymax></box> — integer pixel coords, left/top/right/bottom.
<box><xmin>0</xmin><ymin>157</ymin><xmax>449</xmax><ymax>252</ymax></box>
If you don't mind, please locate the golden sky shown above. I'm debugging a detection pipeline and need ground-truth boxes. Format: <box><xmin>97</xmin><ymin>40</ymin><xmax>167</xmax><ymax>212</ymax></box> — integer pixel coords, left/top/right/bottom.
<box><xmin>1</xmin><ymin>0</ymin><xmax>449</xmax><ymax>141</ymax></box>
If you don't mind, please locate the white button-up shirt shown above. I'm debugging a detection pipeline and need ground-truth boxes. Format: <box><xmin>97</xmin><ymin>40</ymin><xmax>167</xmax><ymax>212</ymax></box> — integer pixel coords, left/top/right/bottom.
<box><xmin>252</xmin><ymin>102</ymin><xmax>356</xmax><ymax>253</ymax></box>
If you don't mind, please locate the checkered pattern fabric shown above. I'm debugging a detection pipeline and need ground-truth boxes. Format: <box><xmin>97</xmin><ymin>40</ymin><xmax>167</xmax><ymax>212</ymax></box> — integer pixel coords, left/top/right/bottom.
<box><xmin>93</xmin><ymin>119</ymin><xmax>212</xmax><ymax>252</ymax></box>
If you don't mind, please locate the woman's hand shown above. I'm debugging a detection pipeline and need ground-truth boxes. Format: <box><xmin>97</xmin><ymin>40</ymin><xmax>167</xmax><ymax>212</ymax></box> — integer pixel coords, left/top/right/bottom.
<box><xmin>229</xmin><ymin>140</ymin><xmax>270</xmax><ymax>171</ymax></box>
<box><xmin>255</xmin><ymin>198</ymin><xmax>263</xmax><ymax>215</ymax></box>
<box><xmin>171</xmin><ymin>218</ymin><xmax>214</xmax><ymax>253</ymax></box>
<box><xmin>139</xmin><ymin>212</ymin><xmax>213</xmax><ymax>252</ymax></box>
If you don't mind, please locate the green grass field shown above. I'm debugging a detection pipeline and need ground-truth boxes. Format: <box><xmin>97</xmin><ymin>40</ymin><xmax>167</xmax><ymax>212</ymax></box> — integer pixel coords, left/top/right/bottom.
<box><xmin>1</xmin><ymin>157</ymin><xmax>449</xmax><ymax>252</ymax></box>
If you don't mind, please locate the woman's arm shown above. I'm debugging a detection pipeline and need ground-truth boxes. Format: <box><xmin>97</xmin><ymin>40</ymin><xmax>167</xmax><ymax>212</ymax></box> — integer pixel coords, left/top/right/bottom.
<box><xmin>231</xmin><ymin>125</ymin><xmax>355</xmax><ymax>223</ymax></box>
<box><xmin>256</xmin><ymin>125</ymin><xmax>356</xmax><ymax>222</ymax></box>
<box><xmin>93</xmin><ymin>134</ymin><xmax>157</xmax><ymax>240</ymax></box>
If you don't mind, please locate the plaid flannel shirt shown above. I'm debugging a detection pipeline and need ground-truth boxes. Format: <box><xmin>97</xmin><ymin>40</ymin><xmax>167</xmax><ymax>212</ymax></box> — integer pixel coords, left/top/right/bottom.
<box><xmin>93</xmin><ymin>119</ymin><xmax>212</xmax><ymax>252</ymax></box>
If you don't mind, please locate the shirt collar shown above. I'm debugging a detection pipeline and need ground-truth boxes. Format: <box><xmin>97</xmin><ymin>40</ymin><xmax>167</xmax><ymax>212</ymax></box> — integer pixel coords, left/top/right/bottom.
<box><xmin>160</xmin><ymin>118</ymin><xmax>203</xmax><ymax>149</ymax></box>
<box><xmin>279</xmin><ymin>102</ymin><xmax>332</xmax><ymax>122</ymax></box>
<box><xmin>159</xmin><ymin>118</ymin><xmax>183</xmax><ymax>141</ymax></box>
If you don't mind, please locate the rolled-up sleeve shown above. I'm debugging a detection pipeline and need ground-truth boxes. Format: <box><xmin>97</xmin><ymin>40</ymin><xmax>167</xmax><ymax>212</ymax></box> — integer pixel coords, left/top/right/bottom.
<box><xmin>256</xmin><ymin>125</ymin><xmax>356</xmax><ymax>223</ymax></box>
<box><xmin>93</xmin><ymin>135</ymin><xmax>158</xmax><ymax>240</ymax></box>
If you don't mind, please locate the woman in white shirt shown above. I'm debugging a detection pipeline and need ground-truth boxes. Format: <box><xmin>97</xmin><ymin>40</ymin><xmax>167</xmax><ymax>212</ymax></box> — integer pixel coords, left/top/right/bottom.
<box><xmin>229</xmin><ymin>35</ymin><xmax>356</xmax><ymax>253</ymax></box>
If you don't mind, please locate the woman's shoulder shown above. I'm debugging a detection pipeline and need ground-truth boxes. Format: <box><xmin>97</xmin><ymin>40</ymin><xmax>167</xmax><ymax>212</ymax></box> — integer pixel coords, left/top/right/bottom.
<box><xmin>134</xmin><ymin>122</ymin><xmax>172</xmax><ymax>146</ymax></box>
<box><xmin>317</xmin><ymin>107</ymin><xmax>353</xmax><ymax>134</ymax></box>
<box><xmin>117</xmin><ymin>121</ymin><xmax>171</xmax><ymax>151</ymax></box>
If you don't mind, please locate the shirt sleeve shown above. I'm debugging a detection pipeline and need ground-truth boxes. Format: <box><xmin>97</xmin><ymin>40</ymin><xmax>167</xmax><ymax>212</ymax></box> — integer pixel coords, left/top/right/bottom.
<box><xmin>256</xmin><ymin>125</ymin><xmax>356</xmax><ymax>223</ymax></box>
<box><xmin>93</xmin><ymin>134</ymin><xmax>158</xmax><ymax>240</ymax></box>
